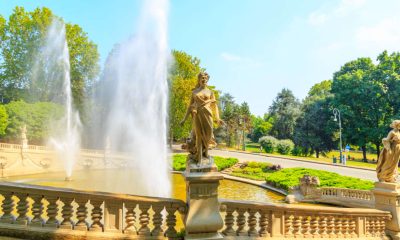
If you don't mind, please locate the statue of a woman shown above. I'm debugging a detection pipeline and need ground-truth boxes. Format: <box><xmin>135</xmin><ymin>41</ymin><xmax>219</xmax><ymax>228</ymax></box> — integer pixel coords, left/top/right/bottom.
<box><xmin>376</xmin><ymin>120</ymin><xmax>400</xmax><ymax>182</ymax></box>
<box><xmin>180</xmin><ymin>72</ymin><xmax>223</xmax><ymax>164</ymax></box>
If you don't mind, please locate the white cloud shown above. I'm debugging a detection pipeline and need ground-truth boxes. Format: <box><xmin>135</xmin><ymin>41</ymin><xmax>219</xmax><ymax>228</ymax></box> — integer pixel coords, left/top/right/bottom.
<box><xmin>334</xmin><ymin>0</ymin><xmax>366</xmax><ymax>16</ymax></box>
<box><xmin>307</xmin><ymin>11</ymin><xmax>327</xmax><ymax>26</ymax></box>
<box><xmin>356</xmin><ymin>18</ymin><xmax>400</xmax><ymax>51</ymax></box>
<box><xmin>307</xmin><ymin>0</ymin><xmax>366</xmax><ymax>26</ymax></box>
<box><xmin>220</xmin><ymin>52</ymin><xmax>241</xmax><ymax>61</ymax></box>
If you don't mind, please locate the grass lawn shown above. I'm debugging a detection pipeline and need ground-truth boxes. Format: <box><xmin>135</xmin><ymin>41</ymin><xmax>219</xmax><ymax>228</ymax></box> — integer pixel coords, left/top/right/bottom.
<box><xmin>219</xmin><ymin>142</ymin><xmax>377</xmax><ymax>170</ymax></box>
<box><xmin>230</xmin><ymin>161</ymin><xmax>374</xmax><ymax>191</ymax></box>
<box><xmin>265</xmin><ymin>167</ymin><xmax>374</xmax><ymax>191</ymax></box>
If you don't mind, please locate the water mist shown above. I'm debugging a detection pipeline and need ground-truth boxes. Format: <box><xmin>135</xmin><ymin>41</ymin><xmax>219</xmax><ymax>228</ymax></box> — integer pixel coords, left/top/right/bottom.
<box><xmin>101</xmin><ymin>0</ymin><xmax>171</xmax><ymax>197</ymax></box>
<box><xmin>36</xmin><ymin>18</ymin><xmax>81</xmax><ymax>179</ymax></box>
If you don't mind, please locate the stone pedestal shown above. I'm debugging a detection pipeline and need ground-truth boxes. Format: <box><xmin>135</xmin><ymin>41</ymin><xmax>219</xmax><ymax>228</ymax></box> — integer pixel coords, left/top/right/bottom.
<box><xmin>373</xmin><ymin>182</ymin><xmax>400</xmax><ymax>239</ymax></box>
<box><xmin>184</xmin><ymin>162</ymin><xmax>224</xmax><ymax>240</ymax></box>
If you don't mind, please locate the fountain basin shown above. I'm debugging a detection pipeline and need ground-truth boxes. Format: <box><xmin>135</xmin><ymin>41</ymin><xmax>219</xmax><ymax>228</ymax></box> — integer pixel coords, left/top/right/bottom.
<box><xmin>6</xmin><ymin>169</ymin><xmax>285</xmax><ymax>203</ymax></box>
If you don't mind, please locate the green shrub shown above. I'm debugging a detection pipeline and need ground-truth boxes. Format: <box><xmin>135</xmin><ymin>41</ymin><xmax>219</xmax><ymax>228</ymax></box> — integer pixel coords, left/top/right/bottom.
<box><xmin>291</xmin><ymin>146</ymin><xmax>302</xmax><ymax>156</ymax></box>
<box><xmin>276</xmin><ymin>139</ymin><xmax>294</xmax><ymax>155</ymax></box>
<box><xmin>213</xmin><ymin>156</ymin><xmax>238</xmax><ymax>171</ymax></box>
<box><xmin>265</xmin><ymin>167</ymin><xmax>374</xmax><ymax>191</ymax></box>
<box><xmin>172</xmin><ymin>154</ymin><xmax>238</xmax><ymax>171</ymax></box>
<box><xmin>172</xmin><ymin>154</ymin><xmax>187</xmax><ymax>171</ymax></box>
<box><xmin>259</xmin><ymin>136</ymin><xmax>278</xmax><ymax>153</ymax></box>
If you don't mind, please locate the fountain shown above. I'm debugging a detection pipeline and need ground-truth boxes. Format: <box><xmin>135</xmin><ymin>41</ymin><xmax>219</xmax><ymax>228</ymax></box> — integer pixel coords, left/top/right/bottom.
<box><xmin>91</xmin><ymin>0</ymin><xmax>171</xmax><ymax>197</ymax></box>
<box><xmin>32</xmin><ymin>18</ymin><xmax>81</xmax><ymax>180</ymax></box>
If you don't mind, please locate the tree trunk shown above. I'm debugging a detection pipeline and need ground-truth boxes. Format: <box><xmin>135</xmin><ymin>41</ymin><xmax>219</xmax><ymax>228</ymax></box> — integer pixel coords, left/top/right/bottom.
<box><xmin>316</xmin><ymin>149</ymin><xmax>320</xmax><ymax>158</ymax></box>
<box><xmin>361</xmin><ymin>145</ymin><xmax>367</xmax><ymax>162</ymax></box>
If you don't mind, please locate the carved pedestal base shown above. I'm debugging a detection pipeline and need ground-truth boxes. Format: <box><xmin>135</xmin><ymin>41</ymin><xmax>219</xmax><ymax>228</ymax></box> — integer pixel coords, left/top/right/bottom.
<box><xmin>184</xmin><ymin>168</ymin><xmax>224</xmax><ymax>240</ymax></box>
<box><xmin>373</xmin><ymin>182</ymin><xmax>400</xmax><ymax>239</ymax></box>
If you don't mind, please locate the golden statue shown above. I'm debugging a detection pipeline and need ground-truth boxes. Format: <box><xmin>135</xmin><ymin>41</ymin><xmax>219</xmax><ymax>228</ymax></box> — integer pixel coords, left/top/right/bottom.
<box><xmin>180</xmin><ymin>72</ymin><xmax>223</xmax><ymax>164</ymax></box>
<box><xmin>376</xmin><ymin>120</ymin><xmax>400</xmax><ymax>182</ymax></box>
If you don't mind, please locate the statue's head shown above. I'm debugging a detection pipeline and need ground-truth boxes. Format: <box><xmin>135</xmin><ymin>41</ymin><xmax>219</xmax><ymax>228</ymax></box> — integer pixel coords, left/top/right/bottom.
<box><xmin>197</xmin><ymin>72</ymin><xmax>210</xmax><ymax>88</ymax></box>
<box><xmin>390</xmin><ymin>120</ymin><xmax>400</xmax><ymax>129</ymax></box>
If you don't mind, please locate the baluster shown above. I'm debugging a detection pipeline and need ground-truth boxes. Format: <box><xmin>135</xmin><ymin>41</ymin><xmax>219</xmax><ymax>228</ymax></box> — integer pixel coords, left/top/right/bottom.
<box><xmin>284</xmin><ymin>214</ymin><xmax>293</xmax><ymax>238</ymax></box>
<box><xmin>164</xmin><ymin>206</ymin><xmax>177</xmax><ymax>238</ymax></box>
<box><xmin>374</xmin><ymin>218</ymin><xmax>380</xmax><ymax>237</ymax></box>
<box><xmin>0</xmin><ymin>192</ymin><xmax>15</xmax><ymax>223</ymax></box>
<box><xmin>30</xmin><ymin>194</ymin><xmax>44</xmax><ymax>227</ymax></box>
<box><xmin>124</xmin><ymin>203</ymin><xmax>137</xmax><ymax>234</ymax></box>
<box><xmin>302</xmin><ymin>215</ymin><xmax>311</xmax><ymax>238</ymax></box>
<box><xmin>370</xmin><ymin>217</ymin><xmax>376</xmax><ymax>237</ymax></box>
<box><xmin>75</xmin><ymin>199</ymin><xmax>89</xmax><ymax>231</ymax></box>
<box><xmin>292</xmin><ymin>215</ymin><xmax>302</xmax><ymax>238</ymax></box>
<box><xmin>15</xmin><ymin>193</ymin><xmax>29</xmax><ymax>225</ymax></box>
<box><xmin>380</xmin><ymin>217</ymin><xmax>386</xmax><ymax>237</ymax></box>
<box><xmin>335</xmin><ymin>217</ymin><xmax>343</xmax><ymax>238</ymax></box>
<box><xmin>138</xmin><ymin>204</ymin><xmax>151</xmax><ymax>236</ymax></box>
<box><xmin>236</xmin><ymin>208</ymin><xmax>247</xmax><ymax>236</ymax></box>
<box><xmin>342</xmin><ymin>217</ymin><xmax>350</xmax><ymax>238</ymax></box>
<box><xmin>259</xmin><ymin>211</ymin><xmax>270</xmax><ymax>237</ymax></box>
<box><xmin>247</xmin><ymin>209</ymin><xmax>258</xmax><ymax>236</ymax></box>
<box><xmin>365</xmin><ymin>217</ymin><xmax>371</xmax><ymax>237</ymax></box>
<box><xmin>327</xmin><ymin>216</ymin><xmax>335</xmax><ymax>238</ymax></box>
<box><xmin>45</xmin><ymin>196</ymin><xmax>59</xmax><ymax>228</ymax></box>
<box><xmin>151</xmin><ymin>205</ymin><xmax>164</xmax><ymax>236</ymax></box>
<box><xmin>59</xmin><ymin>197</ymin><xmax>74</xmax><ymax>229</ymax></box>
<box><xmin>319</xmin><ymin>216</ymin><xmax>328</xmax><ymax>238</ymax></box>
<box><xmin>90</xmin><ymin>199</ymin><xmax>103</xmax><ymax>231</ymax></box>
<box><xmin>222</xmin><ymin>206</ymin><xmax>235</xmax><ymax>236</ymax></box>
<box><xmin>309</xmin><ymin>215</ymin><xmax>318</xmax><ymax>237</ymax></box>
<box><xmin>349</xmin><ymin>217</ymin><xmax>357</xmax><ymax>238</ymax></box>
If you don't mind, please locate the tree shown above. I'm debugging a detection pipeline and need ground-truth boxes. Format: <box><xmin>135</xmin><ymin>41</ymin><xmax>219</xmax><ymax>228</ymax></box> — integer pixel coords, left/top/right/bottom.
<box><xmin>269</xmin><ymin>88</ymin><xmax>301</xmax><ymax>139</ymax></box>
<box><xmin>4</xmin><ymin>101</ymin><xmax>63</xmax><ymax>144</ymax></box>
<box><xmin>0</xmin><ymin>7</ymin><xmax>99</xmax><ymax>110</ymax></box>
<box><xmin>331</xmin><ymin>57</ymin><xmax>387</xmax><ymax>160</ymax></box>
<box><xmin>168</xmin><ymin>50</ymin><xmax>202</xmax><ymax>142</ymax></box>
<box><xmin>249</xmin><ymin>115</ymin><xmax>273</xmax><ymax>142</ymax></box>
<box><xmin>294</xmin><ymin>80</ymin><xmax>335</xmax><ymax>158</ymax></box>
<box><xmin>66</xmin><ymin>23</ymin><xmax>100</xmax><ymax>111</ymax></box>
<box><xmin>0</xmin><ymin>105</ymin><xmax>8</xmax><ymax>136</ymax></box>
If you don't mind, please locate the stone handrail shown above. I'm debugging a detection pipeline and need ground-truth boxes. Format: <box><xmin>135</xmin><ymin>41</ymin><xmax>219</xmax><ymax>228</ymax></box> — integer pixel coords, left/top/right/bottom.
<box><xmin>0</xmin><ymin>181</ymin><xmax>186</xmax><ymax>239</ymax></box>
<box><xmin>220</xmin><ymin>199</ymin><xmax>391</xmax><ymax>239</ymax></box>
<box><xmin>310</xmin><ymin>187</ymin><xmax>375</xmax><ymax>208</ymax></box>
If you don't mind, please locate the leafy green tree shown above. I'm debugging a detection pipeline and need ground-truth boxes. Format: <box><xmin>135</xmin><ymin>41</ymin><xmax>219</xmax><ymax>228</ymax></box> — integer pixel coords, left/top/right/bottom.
<box><xmin>249</xmin><ymin>115</ymin><xmax>273</xmax><ymax>142</ymax></box>
<box><xmin>269</xmin><ymin>88</ymin><xmax>301</xmax><ymax>139</ymax></box>
<box><xmin>4</xmin><ymin>101</ymin><xmax>63</xmax><ymax>144</ymax></box>
<box><xmin>66</xmin><ymin>23</ymin><xmax>99</xmax><ymax>111</ymax></box>
<box><xmin>0</xmin><ymin>7</ymin><xmax>99</xmax><ymax>110</ymax></box>
<box><xmin>168</xmin><ymin>50</ymin><xmax>202</xmax><ymax>142</ymax></box>
<box><xmin>294</xmin><ymin>80</ymin><xmax>335</xmax><ymax>158</ymax></box>
<box><xmin>331</xmin><ymin>57</ymin><xmax>387</xmax><ymax>160</ymax></box>
<box><xmin>0</xmin><ymin>105</ymin><xmax>8</xmax><ymax>136</ymax></box>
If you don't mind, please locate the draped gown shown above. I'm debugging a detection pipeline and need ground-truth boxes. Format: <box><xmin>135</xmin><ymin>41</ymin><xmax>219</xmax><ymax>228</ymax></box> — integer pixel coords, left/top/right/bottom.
<box><xmin>190</xmin><ymin>88</ymin><xmax>217</xmax><ymax>162</ymax></box>
<box><xmin>376</xmin><ymin>130</ymin><xmax>400</xmax><ymax>182</ymax></box>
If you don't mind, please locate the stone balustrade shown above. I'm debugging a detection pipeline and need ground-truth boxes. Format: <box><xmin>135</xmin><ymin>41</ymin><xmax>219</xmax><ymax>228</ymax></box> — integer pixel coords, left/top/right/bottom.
<box><xmin>220</xmin><ymin>199</ymin><xmax>391</xmax><ymax>239</ymax></box>
<box><xmin>0</xmin><ymin>181</ymin><xmax>186</xmax><ymax>239</ymax></box>
<box><xmin>306</xmin><ymin>187</ymin><xmax>375</xmax><ymax>208</ymax></box>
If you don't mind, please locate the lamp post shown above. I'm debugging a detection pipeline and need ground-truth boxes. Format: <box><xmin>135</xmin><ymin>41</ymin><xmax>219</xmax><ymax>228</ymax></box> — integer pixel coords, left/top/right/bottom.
<box><xmin>333</xmin><ymin>108</ymin><xmax>343</xmax><ymax>164</ymax></box>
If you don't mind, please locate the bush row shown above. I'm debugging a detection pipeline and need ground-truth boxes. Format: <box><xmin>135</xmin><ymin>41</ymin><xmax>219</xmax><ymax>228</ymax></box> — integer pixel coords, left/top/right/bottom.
<box><xmin>258</xmin><ymin>136</ymin><xmax>294</xmax><ymax>155</ymax></box>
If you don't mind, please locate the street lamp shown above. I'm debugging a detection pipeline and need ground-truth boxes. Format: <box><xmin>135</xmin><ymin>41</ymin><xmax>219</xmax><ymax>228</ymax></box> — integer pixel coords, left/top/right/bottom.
<box><xmin>333</xmin><ymin>108</ymin><xmax>343</xmax><ymax>165</ymax></box>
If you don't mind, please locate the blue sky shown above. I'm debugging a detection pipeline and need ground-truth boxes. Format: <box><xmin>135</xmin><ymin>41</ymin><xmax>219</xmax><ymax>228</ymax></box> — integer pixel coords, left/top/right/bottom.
<box><xmin>1</xmin><ymin>0</ymin><xmax>400</xmax><ymax>115</ymax></box>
